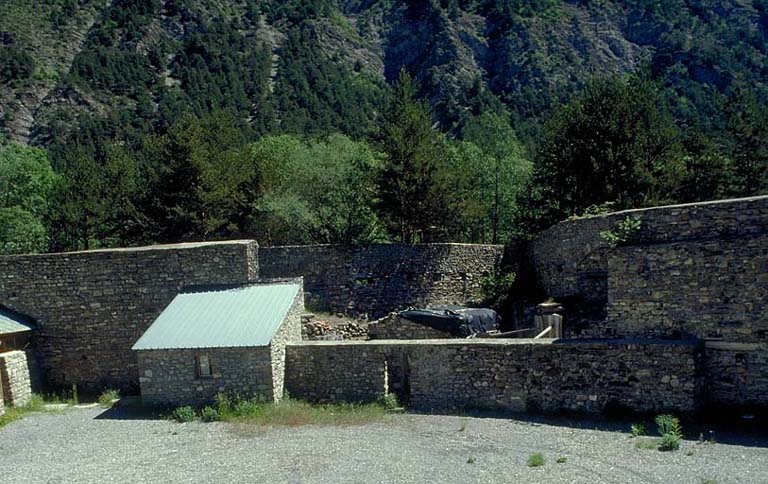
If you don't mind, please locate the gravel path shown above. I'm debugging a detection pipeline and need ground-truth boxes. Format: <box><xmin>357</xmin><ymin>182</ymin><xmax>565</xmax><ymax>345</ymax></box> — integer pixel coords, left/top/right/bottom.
<box><xmin>1</xmin><ymin>406</ymin><xmax>766</xmax><ymax>483</ymax></box>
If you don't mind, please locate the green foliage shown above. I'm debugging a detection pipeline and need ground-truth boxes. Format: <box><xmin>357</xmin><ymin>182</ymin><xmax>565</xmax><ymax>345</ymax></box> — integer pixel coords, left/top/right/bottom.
<box><xmin>376</xmin><ymin>393</ymin><xmax>399</xmax><ymax>411</ymax></box>
<box><xmin>537</xmin><ymin>74</ymin><xmax>686</xmax><ymax>221</ymax></box>
<box><xmin>0</xmin><ymin>45</ymin><xmax>35</xmax><ymax>85</ymax></box>
<box><xmin>200</xmin><ymin>406</ymin><xmax>220</xmax><ymax>423</ymax></box>
<box><xmin>527</xmin><ymin>453</ymin><xmax>545</xmax><ymax>467</ymax></box>
<box><xmin>0</xmin><ymin>142</ymin><xmax>57</xmax><ymax>254</ymax></box>
<box><xmin>248</xmin><ymin>134</ymin><xmax>385</xmax><ymax>245</ymax></box>
<box><xmin>466</xmin><ymin>456</ymin><xmax>476</xmax><ymax>464</ymax></box>
<box><xmin>172</xmin><ymin>405</ymin><xmax>197</xmax><ymax>423</ymax></box>
<box><xmin>600</xmin><ymin>216</ymin><xmax>642</xmax><ymax>247</ymax></box>
<box><xmin>480</xmin><ymin>271</ymin><xmax>516</xmax><ymax>310</ymax></box>
<box><xmin>378</xmin><ymin>70</ymin><xmax>450</xmax><ymax>243</ymax></box>
<box><xmin>634</xmin><ymin>438</ymin><xmax>660</xmax><ymax>450</ymax></box>
<box><xmin>655</xmin><ymin>414</ymin><xmax>683</xmax><ymax>451</ymax></box>
<box><xmin>630</xmin><ymin>423</ymin><xmax>647</xmax><ymax>438</ymax></box>
<box><xmin>0</xmin><ymin>394</ymin><xmax>47</xmax><ymax>429</ymax></box>
<box><xmin>98</xmin><ymin>389</ymin><xmax>119</xmax><ymax>408</ymax></box>
<box><xmin>555</xmin><ymin>456</ymin><xmax>567</xmax><ymax>464</ymax></box>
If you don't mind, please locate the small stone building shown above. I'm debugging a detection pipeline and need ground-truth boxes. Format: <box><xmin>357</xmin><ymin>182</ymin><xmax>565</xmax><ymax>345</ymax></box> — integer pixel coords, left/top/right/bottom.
<box><xmin>132</xmin><ymin>281</ymin><xmax>303</xmax><ymax>406</ymax></box>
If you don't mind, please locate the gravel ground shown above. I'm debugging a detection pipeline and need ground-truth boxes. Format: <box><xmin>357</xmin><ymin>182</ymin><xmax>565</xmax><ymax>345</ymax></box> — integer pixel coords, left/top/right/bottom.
<box><xmin>1</xmin><ymin>406</ymin><xmax>767</xmax><ymax>484</ymax></box>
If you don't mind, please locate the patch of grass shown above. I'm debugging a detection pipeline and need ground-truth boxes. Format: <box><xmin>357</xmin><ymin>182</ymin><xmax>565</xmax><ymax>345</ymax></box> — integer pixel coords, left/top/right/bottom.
<box><xmin>556</xmin><ymin>456</ymin><xmax>567</xmax><ymax>464</ymax></box>
<box><xmin>458</xmin><ymin>417</ymin><xmax>467</xmax><ymax>432</ymax></box>
<box><xmin>630</xmin><ymin>423</ymin><xmax>646</xmax><ymax>437</ymax></box>
<box><xmin>212</xmin><ymin>394</ymin><xmax>390</xmax><ymax>427</ymax></box>
<box><xmin>527</xmin><ymin>453</ymin><xmax>545</xmax><ymax>467</ymax></box>
<box><xmin>200</xmin><ymin>406</ymin><xmax>220</xmax><ymax>423</ymax></box>
<box><xmin>634</xmin><ymin>438</ymin><xmax>660</xmax><ymax>450</ymax></box>
<box><xmin>377</xmin><ymin>393</ymin><xmax>399</xmax><ymax>411</ymax></box>
<box><xmin>0</xmin><ymin>394</ymin><xmax>47</xmax><ymax>429</ymax></box>
<box><xmin>466</xmin><ymin>456</ymin><xmax>476</xmax><ymax>464</ymax></box>
<box><xmin>97</xmin><ymin>389</ymin><xmax>120</xmax><ymax>408</ymax></box>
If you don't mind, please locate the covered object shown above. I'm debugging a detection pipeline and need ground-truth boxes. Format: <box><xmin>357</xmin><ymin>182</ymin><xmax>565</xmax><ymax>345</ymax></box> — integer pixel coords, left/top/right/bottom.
<box><xmin>398</xmin><ymin>307</ymin><xmax>499</xmax><ymax>337</ymax></box>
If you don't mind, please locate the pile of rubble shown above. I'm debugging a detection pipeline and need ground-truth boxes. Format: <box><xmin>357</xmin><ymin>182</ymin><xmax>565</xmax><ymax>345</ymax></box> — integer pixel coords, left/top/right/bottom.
<box><xmin>301</xmin><ymin>314</ymin><xmax>368</xmax><ymax>341</ymax></box>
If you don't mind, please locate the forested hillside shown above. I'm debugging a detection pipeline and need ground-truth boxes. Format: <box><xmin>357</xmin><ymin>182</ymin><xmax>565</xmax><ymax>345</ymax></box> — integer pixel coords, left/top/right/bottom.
<box><xmin>0</xmin><ymin>0</ymin><xmax>766</xmax><ymax>254</ymax></box>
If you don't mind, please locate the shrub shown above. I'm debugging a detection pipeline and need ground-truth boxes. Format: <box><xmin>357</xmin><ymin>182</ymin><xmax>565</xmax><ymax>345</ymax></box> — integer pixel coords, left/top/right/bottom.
<box><xmin>481</xmin><ymin>270</ymin><xmax>516</xmax><ymax>310</ymax></box>
<box><xmin>377</xmin><ymin>393</ymin><xmax>399</xmax><ymax>411</ymax></box>
<box><xmin>172</xmin><ymin>405</ymin><xmax>197</xmax><ymax>423</ymax></box>
<box><xmin>200</xmin><ymin>406</ymin><xmax>220</xmax><ymax>422</ymax></box>
<box><xmin>97</xmin><ymin>389</ymin><xmax>120</xmax><ymax>408</ymax></box>
<box><xmin>527</xmin><ymin>453</ymin><xmax>545</xmax><ymax>467</ymax></box>
<box><xmin>600</xmin><ymin>215</ymin><xmax>642</xmax><ymax>247</ymax></box>
<box><xmin>658</xmin><ymin>432</ymin><xmax>681</xmax><ymax>451</ymax></box>
<box><xmin>630</xmin><ymin>423</ymin><xmax>646</xmax><ymax>437</ymax></box>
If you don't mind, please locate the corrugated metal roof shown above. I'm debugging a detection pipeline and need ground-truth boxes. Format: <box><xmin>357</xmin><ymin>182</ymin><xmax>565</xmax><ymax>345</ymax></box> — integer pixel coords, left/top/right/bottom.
<box><xmin>132</xmin><ymin>283</ymin><xmax>300</xmax><ymax>350</ymax></box>
<box><xmin>0</xmin><ymin>308</ymin><xmax>36</xmax><ymax>335</ymax></box>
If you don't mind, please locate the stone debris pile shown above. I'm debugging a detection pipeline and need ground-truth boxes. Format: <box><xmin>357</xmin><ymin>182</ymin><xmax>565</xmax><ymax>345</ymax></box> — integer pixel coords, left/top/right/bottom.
<box><xmin>301</xmin><ymin>314</ymin><xmax>368</xmax><ymax>340</ymax></box>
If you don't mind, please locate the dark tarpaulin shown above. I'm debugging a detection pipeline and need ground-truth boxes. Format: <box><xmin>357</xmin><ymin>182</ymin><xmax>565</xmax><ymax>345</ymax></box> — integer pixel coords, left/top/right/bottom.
<box><xmin>398</xmin><ymin>307</ymin><xmax>499</xmax><ymax>337</ymax></box>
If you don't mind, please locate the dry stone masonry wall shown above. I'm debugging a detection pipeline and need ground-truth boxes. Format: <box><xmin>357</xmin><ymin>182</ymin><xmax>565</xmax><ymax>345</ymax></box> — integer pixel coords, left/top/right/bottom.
<box><xmin>260</xmin><ymin>243</ymin><xmax>506</xmax><ymax>318</ymax></box>
<box><xmin>269</xmin><ymin>287</ymin><xmax>304</xmax><ymax>402</ymax></box>
<box><xmin>285</xmin><ymin>339</ymin><xmax>699</xmax><ymax>413</ymax></box>
<box><xmin>0</xmin><ymin>241</ymin><xmax>258</xmax><ymax>392</ymax></box>
<box><xmin>0</xmin><ymin>350</ymin><xmax>33</xmax><ymax>406</ymax></box>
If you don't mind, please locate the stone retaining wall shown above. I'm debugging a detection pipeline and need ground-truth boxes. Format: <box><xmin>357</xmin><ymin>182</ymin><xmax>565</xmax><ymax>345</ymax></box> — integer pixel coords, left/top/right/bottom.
<box><xmin>260</xmin><ymin>243</ymin><xmax>507</xmax><ymax>318</ymax></box>
<box><xmin>530</xmin><ymin>196</ymin><xmax>768</xmax><ymax>304</ymax></box>
<box><xmin>608</xmin><ymin>236</ymin><xmax>768</xmax><ymax>341</ymax></box>
<box><xmin>285</xmin><ymin>339</ymin><xmax>699</xmax><ymax>413</ymax></box>
<box><xmin>0</xmin><ymin>241</ymin><xmax>258</xmax><ymax>392</ymax></box>
<box><xmin>0</xmin><ymin>350</ymin><xmax>33</xmax><ymax>406</ymax></box>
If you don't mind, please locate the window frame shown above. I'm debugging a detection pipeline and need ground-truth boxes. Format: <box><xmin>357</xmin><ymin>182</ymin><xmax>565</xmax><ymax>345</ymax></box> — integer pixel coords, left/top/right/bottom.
<box><xmin>195</xmin><ymin>354</ymin><xmax>213</xmax><ymax>379</ymax></box>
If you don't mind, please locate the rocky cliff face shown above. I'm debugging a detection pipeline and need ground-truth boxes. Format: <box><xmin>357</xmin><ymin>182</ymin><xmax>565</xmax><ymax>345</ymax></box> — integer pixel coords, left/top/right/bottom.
<box><xmin>0</xmin><ymin>0</ymin><xmax>765</xmax><ymax>145</ymax></box>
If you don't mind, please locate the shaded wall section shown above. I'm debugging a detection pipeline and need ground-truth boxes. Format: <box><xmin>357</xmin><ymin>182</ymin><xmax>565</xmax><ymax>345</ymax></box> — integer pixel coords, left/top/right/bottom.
<box><xmin>0</xmin><ymin>241</ymin><xmax>258</xmax><ymax>392</ymax></box>
<box><xmin>260</xmin><ymin>243</ymin><xmax>507</xmax><ymax>318</ymax></box>
<box><xmin>285</xmin><ymin>339</ymin><xmax>699</xmax><ymax>414</ymax></box>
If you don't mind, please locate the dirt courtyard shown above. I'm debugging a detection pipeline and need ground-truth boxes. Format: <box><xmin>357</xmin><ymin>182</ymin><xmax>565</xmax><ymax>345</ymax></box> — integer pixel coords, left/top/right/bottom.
<box><xmin>1</xmin><ymin>406</ymin><xmax>766</xmax><ymax>484</ymax></box>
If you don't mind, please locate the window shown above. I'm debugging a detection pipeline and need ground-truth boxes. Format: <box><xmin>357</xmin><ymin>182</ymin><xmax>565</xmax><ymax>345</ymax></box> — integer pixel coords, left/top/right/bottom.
<box><xmin>196</xmin><ymin>354</ymin><xmax>212</xmax><ymax>378</ymax></box>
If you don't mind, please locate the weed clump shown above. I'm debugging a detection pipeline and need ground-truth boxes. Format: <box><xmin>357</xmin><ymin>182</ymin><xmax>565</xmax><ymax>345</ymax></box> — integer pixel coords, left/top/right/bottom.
<box><xmin>527</xmin><ymin>453</ymin><xmax>545</xmax><ymax>467</ymax></box>
<box><xmin>656</xmin><ymin>414</ymin><xmax>682</xmax><ymax>451</ymax></box>
<box><xmin>630</xmin><ymin>423</ymin><xmax>646</xmax><ymax>437</ymax></box>
<box><xmin>200</xmin><ymin>406</ymin><xmax>220</xmax><ymax>422</ymax></box>
<box><xmin>98</xmin><ymin>389</ymin><xmax>120</xmax><ymax>408</ymax></box>
<box><xmin>172</xmin><ymin>405</ymin><xmax>197</xmax><ymax>423</ymax></box>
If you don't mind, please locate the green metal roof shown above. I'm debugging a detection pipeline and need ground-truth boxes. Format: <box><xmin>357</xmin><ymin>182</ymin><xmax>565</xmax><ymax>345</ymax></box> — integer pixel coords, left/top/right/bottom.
<box><xmin>0</xmin><ymin>308</ymin><xmax>36</xmax><ymax>335</ymax></box>
<box><xmin>132</xmin><ymin>283</ymin><xmax>300</xmax><ymax>350</ymax></box>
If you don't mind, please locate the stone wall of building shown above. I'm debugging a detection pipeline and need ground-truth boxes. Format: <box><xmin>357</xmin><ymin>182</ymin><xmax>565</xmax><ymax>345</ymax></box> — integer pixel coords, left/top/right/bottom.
<box><xmin>0</xmin><ymin>379</ymin><xmax>4</xmax><ymax>416</ymax></box>
<box><xmin>608</xmin><ymin>236</ymin><xmax>768</xmax><ymax>341</ymax></box>
<box><xmin>269</xmin><ymin>285</ymin><xmax>304</xmax><ymax>402</ymax></box>
<box><xmin>285</xmin><ymin>339</ymin><xmax>699</xmax><ymax>413</ymax></box>
<box><xmin>0</xmin><ymin>241</ymin><xmax>259</xmax><ymax>392</ymax></box>
<box><xmin>0</xmin><ymin>350</ymin><xmax>33</xmax><ymax>406</ymax></box>
<box><xmin>368</xmin><ymin>314</ymin><xmax>454</xmax><ymax>340</ymax></box>
<box><xmin>702</xmin><ymin>342</ymin><xmax>768</xmax><ymax>408</ymax></box>
<box><xmin>137</xmin><ymin>346</ymin><xmax>274</xmax><ymax>407</ymax></box>
<box><xmin>530</xmin><ymin>196</ymin><xmax>768</xmax><ymax>304</ymax></box>
<box><xmin>260</xmin><ymin>243</ymin><xmax>507</xmax><ymax>319</ymax></box>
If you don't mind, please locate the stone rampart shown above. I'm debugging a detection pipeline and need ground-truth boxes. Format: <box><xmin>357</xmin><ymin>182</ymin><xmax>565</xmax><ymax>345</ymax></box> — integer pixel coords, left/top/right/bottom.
<box><xmin>0</xmin><ymin>241</ymin><xmax>258</xmax><ymax>392</ymax></box>
<box><xmin>260</xmin><ymin>243</ymin><xmax>506</xmax><ymax>318</ymax></box>
<box><xmin>0</xmin><ymin>350</ymin><xmax>33</xmax><ymax>406</ymax></box>
<box><xmin>285</xmin><ymin>339</ymin><xmax>699</xmax><ymax>414</ymax></box>
<box><xmin>530</xmin><ymin>196</ymin><xmax>768</xmax><ymax>304</ymax></box>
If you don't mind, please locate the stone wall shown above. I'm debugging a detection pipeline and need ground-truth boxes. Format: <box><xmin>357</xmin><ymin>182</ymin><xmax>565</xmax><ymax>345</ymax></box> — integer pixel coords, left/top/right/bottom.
<box><xmin>368</xmin><ymin>314</ymin><xmax>454</xmax><ymax>340</ymax></box>
<box><xmin>137</xmin><ymin>347</ymin><xmax>273</xmax><ymax>407</ymax></box>
<box><xmin>0</xmin><ymin>350</ymin><xmax>33</xmax><ymax>406</ymax></box>
<box><xmin>269</xmin><ymin>286</ymin><xmax>304</xmax><ymax>402</ymax></box>
<box><xmin>260</xmin><ymin>243</ymin><xmax>506</xmax><ymax>318</ymax></box>
<box><xmin>285</xmin><ymin>343</ymin><xmax>386</xmax><ymax>403</ymax></box>
<box><xmin>530</xmin><ymin>196</ymin><xmax>768</xmax><ymax>304</ymax></box>
<box><xmin>608</xmin><ymin>236</ymin><xmax>768</xmax><ymax>341</ymax></box>
<box><xmin>285</xmin><ymin>339</ymin><xmax>699</xmax><ymax>413</ymax></box>
<box><xmin>702</xmin><ymin>342</ymin><xmax>768</xmax><ymax>408</ymax></box>
<box><xmin>0</xmin><ymin>240</ymin><xmax>258</xmax><ymax>392</ymax></box>
<box><xmin>0</xmin><ymin>379</ymin><xmax>4</xmax><ymax>416</ymax></box>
